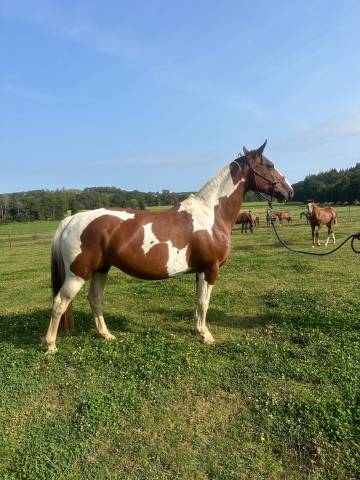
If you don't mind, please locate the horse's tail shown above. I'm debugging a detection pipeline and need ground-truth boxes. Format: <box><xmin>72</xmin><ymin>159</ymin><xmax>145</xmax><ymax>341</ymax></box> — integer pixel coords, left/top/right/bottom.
<box><xmin>334</xmin><ymin>211</ymin><xmax>338</xmax><ymax>224</ymax></box>
<box><xmin>51</xmin><ymin>216</ymin><xmax>74</xmax><ymax>333</ymax></box>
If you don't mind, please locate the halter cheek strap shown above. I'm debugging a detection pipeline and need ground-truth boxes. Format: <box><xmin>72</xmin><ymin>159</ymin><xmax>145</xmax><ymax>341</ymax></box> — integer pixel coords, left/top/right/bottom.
<box><xmin>231</xmin><ymin>156</ymin><xmax>278</xmax><ymax>203</ymax></box>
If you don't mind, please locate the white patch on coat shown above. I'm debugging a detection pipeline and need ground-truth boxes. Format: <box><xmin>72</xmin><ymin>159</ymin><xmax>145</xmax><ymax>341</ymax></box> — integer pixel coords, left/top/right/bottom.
<box><xmin>307</xmin><ymin>202</ymin><xmax>314</xmax><ymax>214</ymax></box>
<box><xmin>166</xmin><ymin>241</ymin><xmax>189</xmax><ymax>276</ymax></box>
<box><xmin>142</xmin><ymin>223</ymin><xmax>160</xmax><ymax>254</ymax></box>
<box><xmin>141</xmin><ymin>223</ymin><xmax>189</xmax><ymax>275</ymax></box>
<box><xmin>57</xmin><ymin>208</ymin><xmax>135</xmax><ymax>271</ymax></box>
<box><xmin>179</xmin><ymin>165</ymin><xmax>244</xmax><ymax>236</ymax></box>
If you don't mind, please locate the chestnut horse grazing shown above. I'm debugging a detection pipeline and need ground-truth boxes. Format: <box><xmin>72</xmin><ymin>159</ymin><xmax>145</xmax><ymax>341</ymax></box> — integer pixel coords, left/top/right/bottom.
<box><xmin>273</xmin><ymin>211</ymin><xmax>292</xmax><ymax>225</ymax></box>
<box><xmin>45</xmin><ymin>141</ymin><xmax>293</xmax><ymax>353</ymax></box>
<box><xmin>252</xmin><ymin>213</ymin><xmax>260</xmax><ymax>227</ymax></box>
<box><xmin>235</xmin><ymin>211</ymin><xmax>254</xmax><ymax>233</ymax></box>
<box><xmin>306</xmin><ymin>201</ymin><xmax>337</xmax><ymax>247</ymax></box>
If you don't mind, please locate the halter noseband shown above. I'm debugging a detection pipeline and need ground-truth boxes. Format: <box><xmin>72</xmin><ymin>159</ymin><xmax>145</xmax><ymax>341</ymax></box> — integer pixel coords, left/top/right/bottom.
<box><xmin>231</xmin><ymin>155</ymin><xmax>278</xmax><ymax>203</ymax></box>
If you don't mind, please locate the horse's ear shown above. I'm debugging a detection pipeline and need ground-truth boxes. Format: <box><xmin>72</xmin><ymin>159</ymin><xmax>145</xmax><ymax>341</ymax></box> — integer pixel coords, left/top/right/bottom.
<box><xmin>257</xmin><ymin>139</ymin><xmax>267</xmax><ymax>156</ymax></box>
<box><xmin>243</xmin><ymin>146</ymin><xmax>250</xmax><ymax>155</ymax></box>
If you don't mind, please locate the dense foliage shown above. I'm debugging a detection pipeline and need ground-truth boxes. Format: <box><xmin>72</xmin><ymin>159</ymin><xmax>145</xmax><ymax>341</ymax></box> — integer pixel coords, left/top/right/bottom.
<box><xmin>293</xmin><ymin>163</ymin><xmax>360</xmax><ymax>204</ymax></box>
<box><xmin>0</xmin><ymin>187</ymin><xmax>190</xmax><ymax>223</ymax></box>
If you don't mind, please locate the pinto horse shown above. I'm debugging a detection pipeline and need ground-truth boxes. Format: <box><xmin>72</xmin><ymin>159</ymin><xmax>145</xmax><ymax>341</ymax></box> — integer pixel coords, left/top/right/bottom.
<box><xmin>266</xmin><ymin>211</ymin><xmax>277</xmax><ymax>226</ymax></box>
<box><xmin>235</xmin><ymin>211</ymin><xmax>254</xmax><ymax>233</ymax></box>
<box><xmin>306</xmin><ymin>201</ymin><xmax>337</xmax><ymax>247</ymax></box>
<box><xmin>44</xmin><ymin>141</ymin><xmax>293</xmax><ymax>353</ymax></box>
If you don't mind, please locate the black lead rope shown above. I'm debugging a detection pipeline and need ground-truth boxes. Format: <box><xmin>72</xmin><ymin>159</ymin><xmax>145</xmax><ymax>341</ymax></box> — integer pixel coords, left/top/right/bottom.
<box><xmin>267</xmin><ymin>203</ymin><xmax>360</xmax><ymax>256</ymax></box>
<box><xmin>232</xmin><ymin>155</ymin><xmax>360</xmax><ymax>255</ymax></box>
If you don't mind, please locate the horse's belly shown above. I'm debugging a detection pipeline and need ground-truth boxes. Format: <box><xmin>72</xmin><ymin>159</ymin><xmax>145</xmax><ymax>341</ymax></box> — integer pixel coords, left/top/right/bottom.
<box><xmin>112</xmin><ymin>241</ymin><xmax>192</xmax><ymax>280</ymax></box>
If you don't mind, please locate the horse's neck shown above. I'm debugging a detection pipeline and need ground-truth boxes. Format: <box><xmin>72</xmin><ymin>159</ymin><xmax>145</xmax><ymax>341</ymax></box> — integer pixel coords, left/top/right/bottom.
<box><xmin>195</xmin><ymin>164</ymin><xmax>246</xmax><ymax>228</ymax></box>
<box><xmin>312</xmin><ymin>205</ymin><xmax>321</xmax><ymax>218</ymax></box>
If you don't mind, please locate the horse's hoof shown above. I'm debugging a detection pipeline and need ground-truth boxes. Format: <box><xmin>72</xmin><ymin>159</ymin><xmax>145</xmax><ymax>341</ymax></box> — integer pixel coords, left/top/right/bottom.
<box><xmin>201</xmin><ymin>334</ymin><xmax>215</xmax><ymax>345</ymax></box>
<box><xmin>45</xmin><ymin>346</ymin><xmax>58</xmax><ymax>355</ymax></box>
<box><xmin>103</xmin><ymin>333</ymin><xmax>116</xmax><ymax>341</ymax></box>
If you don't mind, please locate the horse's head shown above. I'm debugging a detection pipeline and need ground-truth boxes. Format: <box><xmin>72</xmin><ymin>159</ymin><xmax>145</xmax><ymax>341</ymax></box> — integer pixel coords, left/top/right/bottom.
<box><xmin>306</xmin><ymin>200</ymin><xmax>315</xmax><ymax>214</ymax></box>
<box><xmin>242</xmin><ymin>140</ymin><xmax>294</xmax><ymax>202</ymax></box>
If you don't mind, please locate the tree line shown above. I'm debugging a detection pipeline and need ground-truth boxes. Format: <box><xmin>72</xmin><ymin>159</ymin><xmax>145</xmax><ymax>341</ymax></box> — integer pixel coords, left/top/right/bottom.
<box><xmin>1</xmin><ymin>162</ymin><xmax>359</xmax><ymax>223</ymax></box>
<box><xmin>0</xmin><ymin>187</ymin><xmax>190</xmax><ymax>223</ymax></box>
<box><xmin>292</xmin><ymin>163</ymin><xmax>360</xmax><ymax>204</ymax></box>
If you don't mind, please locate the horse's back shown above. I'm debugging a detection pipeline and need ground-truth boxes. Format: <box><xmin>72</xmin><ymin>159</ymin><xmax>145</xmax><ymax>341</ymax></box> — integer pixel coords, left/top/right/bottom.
<box><xmin>322</xmin><ymin>206</ymin><xmax>337</xmax><ymax>223</ymax></box>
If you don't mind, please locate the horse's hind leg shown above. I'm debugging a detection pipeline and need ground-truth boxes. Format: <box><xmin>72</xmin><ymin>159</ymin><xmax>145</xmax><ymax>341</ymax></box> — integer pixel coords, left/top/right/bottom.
<box><xmin>88</xmin><ymin>271</ymin><xmax>116</xmax><ymax>341</ymax></box>
<box><xmin>45</xmin><ymin>274</ymin><xmax>85</xmax><ymax>354</ymax></box>
<box><xmin>325</xmin><ymin>221</ymin><xmax>336</xmax><ymax>246</ymax></box>
<box><xmin>325</xmin><ymin>224</ymin><xmax>330</xmax><ymax>246</ymax></box>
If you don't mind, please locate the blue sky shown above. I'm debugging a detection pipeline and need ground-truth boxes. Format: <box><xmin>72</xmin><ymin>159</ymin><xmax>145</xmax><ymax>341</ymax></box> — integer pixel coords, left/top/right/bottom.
<box><xmin>1</xmin><ymin>0</ymin><xmax>360</xmax><ymax>193</ymax></box>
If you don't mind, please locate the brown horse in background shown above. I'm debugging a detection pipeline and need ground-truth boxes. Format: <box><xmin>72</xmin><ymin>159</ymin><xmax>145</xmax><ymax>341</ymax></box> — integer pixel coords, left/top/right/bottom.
<box><xmin>249</xmin><ymin>212</ymin><xmax>259</xmax><ymax>227</ymax></box>
<box><xmin>306</xmin><ymin>201</ymin><xmax>337</xmax><ymax>247</ymax></box>
<box><xmin>273</xmin><ymin>211</ymin><xmax>292</xmax><ymax>225</ymax></box>
<box><xmin>236</xmin><ymin>211</ymin><xmax>254</xmax><ymax>233</ymax></box>
<box><xmin>300</xmin><ymin>211</ymin><xmax>311</xmax><ymax>223</ymax></box>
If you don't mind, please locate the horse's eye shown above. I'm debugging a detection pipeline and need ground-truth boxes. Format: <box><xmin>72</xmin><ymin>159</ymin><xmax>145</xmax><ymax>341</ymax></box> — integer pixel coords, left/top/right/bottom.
<box><xmin>266</xmin><ymin>163</ymin><xmax>274</xmax><ymax>170</ymax></box>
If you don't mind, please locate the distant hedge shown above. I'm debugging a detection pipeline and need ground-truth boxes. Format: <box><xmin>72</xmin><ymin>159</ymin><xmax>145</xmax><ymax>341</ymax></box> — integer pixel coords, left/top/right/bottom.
<box><xmin>0</xmin><ymin>187</ymin><xmax>191</xmax><ymax>222</ymax></box>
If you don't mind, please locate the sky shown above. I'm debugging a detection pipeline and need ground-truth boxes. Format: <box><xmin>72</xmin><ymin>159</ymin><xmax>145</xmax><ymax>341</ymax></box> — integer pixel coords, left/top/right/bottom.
<box><xmin>1</xmin><ymin>0</ymin><xmax>360</xmax><ymax>194</ymax></box>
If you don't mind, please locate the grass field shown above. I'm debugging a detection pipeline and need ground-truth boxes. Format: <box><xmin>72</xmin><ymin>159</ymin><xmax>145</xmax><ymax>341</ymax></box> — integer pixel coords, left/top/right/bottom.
<box><xmin>0</xmin><ymin>203</ymin><xmax>359</xmax><ymax>479</ymax></box>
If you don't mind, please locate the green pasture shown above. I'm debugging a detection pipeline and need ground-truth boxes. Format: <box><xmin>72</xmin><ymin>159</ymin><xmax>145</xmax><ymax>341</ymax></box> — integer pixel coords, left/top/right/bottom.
<box><xmin>0</xmin><ymin>203</ymin><xmax>359</xmax><ymax>479</ymax></box>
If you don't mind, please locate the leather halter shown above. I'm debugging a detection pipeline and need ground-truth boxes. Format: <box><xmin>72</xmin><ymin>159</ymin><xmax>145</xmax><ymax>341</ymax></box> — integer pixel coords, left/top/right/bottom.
<box><xmin>231</xmin><ymin>155</ymin><xmax>278</xmax><ymax>203</ymax></box>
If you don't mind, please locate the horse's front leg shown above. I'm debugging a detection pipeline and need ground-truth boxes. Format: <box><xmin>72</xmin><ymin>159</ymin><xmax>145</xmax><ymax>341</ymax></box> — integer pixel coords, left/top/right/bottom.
<box><xmin>316</xmin><ymin>225</ymin><xmax>322</xmax><ymax>246</ymax></box>
<box><xmin>311</xmin><ymin>224</ymin><xmax>316</xmax><ymax>247</ymax></box>
<box><xmin>195</xmin><ymin>268</ymin><xmax>218</xmax><ymax>345</ymax></box>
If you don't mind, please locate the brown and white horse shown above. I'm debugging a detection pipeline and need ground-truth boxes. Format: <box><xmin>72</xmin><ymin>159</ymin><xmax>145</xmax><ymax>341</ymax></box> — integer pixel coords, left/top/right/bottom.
<box><xmin>266</xmin><ymin>211</ymin><xmax>277</xmax><ymax>226</ymax></box>
<box><xmin>306</xmin><ymin>201</ymin><xmax>337</xmax><ymax>247</ymax></box>
<box><xmin>44</xmin><ymin>141</ymin><xmax>293</xmax><ymax>353</ymax></box>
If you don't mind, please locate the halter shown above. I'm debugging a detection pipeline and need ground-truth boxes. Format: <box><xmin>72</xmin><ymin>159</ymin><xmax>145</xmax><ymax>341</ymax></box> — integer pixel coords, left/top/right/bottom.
<box><xmin>231</xmin><ymin>155</ymin><xmax>278</xmax><ymax>203</ymax></box>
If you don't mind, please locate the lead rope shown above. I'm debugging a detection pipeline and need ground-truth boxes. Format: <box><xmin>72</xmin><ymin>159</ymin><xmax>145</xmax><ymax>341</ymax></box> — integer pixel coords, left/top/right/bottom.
<box><xmin>266</xmin><ymin>202</ymin><xmax>360</xmax><ymax>256</ymax></box>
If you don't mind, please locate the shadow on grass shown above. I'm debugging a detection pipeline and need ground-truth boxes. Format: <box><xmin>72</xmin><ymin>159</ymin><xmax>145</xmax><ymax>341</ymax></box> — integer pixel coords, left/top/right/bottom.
<box><xmin>1</xmin><ymin>302</ymin><xmax>305</xmax><ymax>350</ymax></box>
<box><xmin>147</xmin><ymin>306</ymin><xmax>270</xmax><ymax>335</ymax></box>
<box><xmin>0</xmin><ymin>309</ymin><xmax>131</xmax><ymax>350</ymax></box>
